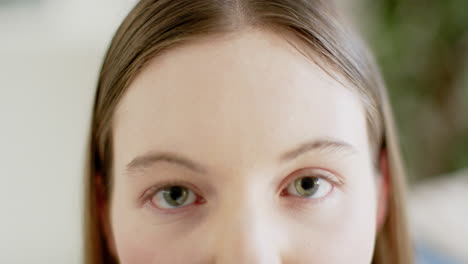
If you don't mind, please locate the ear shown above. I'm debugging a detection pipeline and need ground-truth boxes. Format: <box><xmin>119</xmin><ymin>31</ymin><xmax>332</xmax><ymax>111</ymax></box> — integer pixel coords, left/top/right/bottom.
<box><xmin>376</xmin><ymin>148</ymin><xmax>390</xmax><ymax>232</ymax></box>
<box><xmin>96</xmin><ymin>173</ymin><xmax>117</xmax><ymax>258</ymax></box>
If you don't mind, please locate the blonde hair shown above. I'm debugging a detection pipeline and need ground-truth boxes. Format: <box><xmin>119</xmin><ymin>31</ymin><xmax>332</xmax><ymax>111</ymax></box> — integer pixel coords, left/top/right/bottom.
<box><xmin>84</xmin><ymin>0</ymin><xmax>413</xmax><ymax>263</ymax></box>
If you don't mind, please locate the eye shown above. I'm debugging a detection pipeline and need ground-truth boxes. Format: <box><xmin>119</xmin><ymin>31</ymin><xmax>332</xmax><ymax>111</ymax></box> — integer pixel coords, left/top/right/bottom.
<box><xmin>286</xmin><ymin>176</ymin><xmax>332</xmax><ymax>199</ymax></box>
<box><xmin>151</xmin><ymin>185</ymin><xmax>197</xmax><ymax>209</ymax></box>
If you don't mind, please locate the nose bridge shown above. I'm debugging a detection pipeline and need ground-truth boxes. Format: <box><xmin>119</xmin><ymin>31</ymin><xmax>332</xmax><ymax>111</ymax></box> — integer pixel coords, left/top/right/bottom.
<box><xmin>214</xmin><ymin>182</ymin><xmax>281</xmax><ymax>264</ymax></box>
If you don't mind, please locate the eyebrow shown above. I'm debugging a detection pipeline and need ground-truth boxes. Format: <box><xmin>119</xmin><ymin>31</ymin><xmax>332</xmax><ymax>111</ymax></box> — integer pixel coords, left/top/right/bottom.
<box><xmin>125</xmin><ymin>138</ymin><xmax>356</xmax><ymax>175</ymax></box>
<box><xmin>279</xmin><ymin>138</ymin><xmax>356</xmax><ymax>162</ymax></box>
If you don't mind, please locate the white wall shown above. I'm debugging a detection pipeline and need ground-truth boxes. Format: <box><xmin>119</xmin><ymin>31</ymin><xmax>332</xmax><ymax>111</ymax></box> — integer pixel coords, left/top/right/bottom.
<box><xmin>0</xmin><ymin>1</ymin><xmax>135</xmax><ymax>263</ymax></box>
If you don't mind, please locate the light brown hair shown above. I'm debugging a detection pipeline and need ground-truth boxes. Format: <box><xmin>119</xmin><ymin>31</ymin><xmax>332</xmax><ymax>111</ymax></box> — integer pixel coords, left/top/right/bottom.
<box><xmin>84</xmin><ymin>0</ymin><xmax>413</xmax><ymax>263</ymax></box>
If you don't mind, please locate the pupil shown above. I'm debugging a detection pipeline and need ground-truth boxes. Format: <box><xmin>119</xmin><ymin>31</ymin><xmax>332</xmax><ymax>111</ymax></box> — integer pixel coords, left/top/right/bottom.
<box><xmin>169</xmin><ymin>186</ymin><xmax>183</xmax><ymax>201</ymax></box>
<box><xmin>301</xmin><ymin>177</ymin><xmax>316</xmax><ymax>190</ymax></box>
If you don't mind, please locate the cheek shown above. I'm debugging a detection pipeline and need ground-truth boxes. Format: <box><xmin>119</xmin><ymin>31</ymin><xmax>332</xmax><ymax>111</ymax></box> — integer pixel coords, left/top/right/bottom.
<box><xmin>110</xmin><ymin>195</ymin><xmax>208</xmax><ymax>264</ymax></box>
<box><xmin>290</xmin><ymin>176</ymin><xmax>378</xmax><ymax>263</ymax></box>
<box><xmin>109</xmin><ymin>190</ymin><xmax>170</xmax><ymax>264</ymax></box>
<box><xmin>110</xmin><ymin>199</ymin><xmax>158</xmax><ymax>263</ymax></box>
<box><xmin>113</xmin><ymin>235</ymin><xmax>195</xmax><ymax>264</ymax></box>
<box><xmin>293</xmin><ymin>220</ymin><xmax>376</xmax><ymax>264</ymax></box>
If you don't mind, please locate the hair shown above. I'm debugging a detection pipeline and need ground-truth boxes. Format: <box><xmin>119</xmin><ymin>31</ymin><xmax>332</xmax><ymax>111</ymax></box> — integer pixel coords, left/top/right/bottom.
<box><xmin>84</xmin><ymin>0</ymin><xmax>413</xmax><ymax>263</ymax></box>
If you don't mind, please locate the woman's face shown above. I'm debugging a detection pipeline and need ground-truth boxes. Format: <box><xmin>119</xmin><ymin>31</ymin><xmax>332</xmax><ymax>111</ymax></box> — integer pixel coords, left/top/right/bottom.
<box><xmin>110</xmin><ymin>29</ymin><xmax>381</xmax><ymax>264</ymax></box>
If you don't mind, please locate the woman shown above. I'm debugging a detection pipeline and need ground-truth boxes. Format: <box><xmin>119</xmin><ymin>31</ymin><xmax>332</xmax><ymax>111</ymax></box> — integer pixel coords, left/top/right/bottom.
<box><xmin>84</xmin><ymin>0</ymin><xmax>413</xmax><ymax>263</ymax></box>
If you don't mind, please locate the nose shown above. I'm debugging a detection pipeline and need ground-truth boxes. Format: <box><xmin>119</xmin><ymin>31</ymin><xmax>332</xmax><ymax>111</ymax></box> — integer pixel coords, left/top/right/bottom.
<box><xmin>212</xmin><ymin>189</ymin><xmax>282</xmax><ymax>264</ymax></box>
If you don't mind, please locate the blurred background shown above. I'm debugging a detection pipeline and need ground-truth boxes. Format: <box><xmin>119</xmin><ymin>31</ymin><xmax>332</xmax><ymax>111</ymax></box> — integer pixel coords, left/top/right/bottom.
<box><xmin>0</xmin><ymin>0</ymin><xmax>466</xmax><ymax>263</ymax></box>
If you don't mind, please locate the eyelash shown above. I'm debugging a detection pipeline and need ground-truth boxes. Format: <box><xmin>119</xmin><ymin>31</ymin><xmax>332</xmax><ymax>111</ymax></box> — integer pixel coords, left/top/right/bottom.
<box><xmin>141</xmin><ymin>180</ymin><xmax>205</xmax><ymax>209</ymax></box>
<box><xmin>141</xmin><ymin>168</ymin><xmax>342</xmax><ymax>214</ymax></box>
<box><xmin>278</xmin><ymin>168</ymin><xmax>341</xmax><ymax>206</ymax></box>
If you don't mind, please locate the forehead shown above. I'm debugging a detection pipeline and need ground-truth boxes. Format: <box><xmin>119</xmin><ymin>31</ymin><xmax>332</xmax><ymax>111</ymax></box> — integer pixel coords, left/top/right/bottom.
<box><xmin>113</xmin><ymin>29</ymin><xmax>368</xmax><ymax>171</ymax></box>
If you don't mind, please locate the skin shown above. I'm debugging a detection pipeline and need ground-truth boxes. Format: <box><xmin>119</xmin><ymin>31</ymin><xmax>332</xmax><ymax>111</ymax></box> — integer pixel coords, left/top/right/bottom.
<box><xmin>108</xmin><ymin>28</ymin><xmax>385</xmax><ymax>264</ymax></box>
